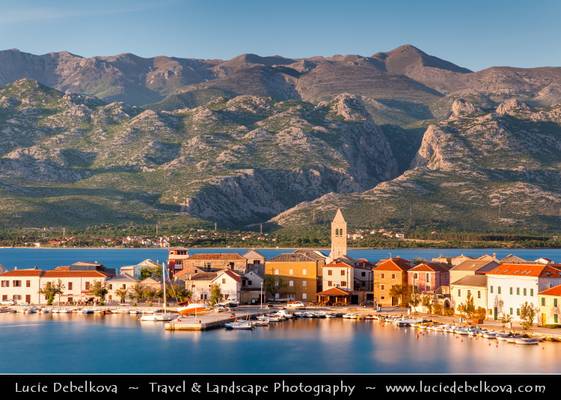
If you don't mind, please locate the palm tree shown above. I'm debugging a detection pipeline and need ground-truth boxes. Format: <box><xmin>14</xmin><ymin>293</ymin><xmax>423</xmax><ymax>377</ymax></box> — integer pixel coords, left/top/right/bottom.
<box><xmin>115</xmin><ymin>287</ymin><xmax>128</xmax><ymax>304</ymax></box>
<box><xmin>128</xmin><ymin>284</ymin><xmax>145</xmax><ymax>305</ymax></box>
<box><xmin>167</xmin><ymin>282</ymin><xmax>192</xmax><ymax>303</ymax></box>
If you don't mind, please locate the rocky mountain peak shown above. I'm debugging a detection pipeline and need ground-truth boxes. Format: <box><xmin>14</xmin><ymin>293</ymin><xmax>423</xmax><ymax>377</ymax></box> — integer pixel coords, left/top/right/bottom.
<box><xmin>450</xmin><ymin>98</ymin><xmax>481</xmax><ymax>118</ymax></box>
<box><xmin>328</xmin><ymin>94</ymin><xmax>370</xmax><ymax>121</ymax></box>
<box><xmin>496</xmin><ymin>98</ymin><xmax>531</xmax><ymax>116</ymax></box>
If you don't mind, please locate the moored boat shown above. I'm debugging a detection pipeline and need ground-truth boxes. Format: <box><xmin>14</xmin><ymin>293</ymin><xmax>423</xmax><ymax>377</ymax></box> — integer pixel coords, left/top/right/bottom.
<box><xmin>514</xmin><ymin>337</ymin><xmax>540</xmax><ymax>345</ymax></box>
<box><xmin>224</xmin><ymin>321</ymin><xmax>254</xmax><ymax>330</ymax></box>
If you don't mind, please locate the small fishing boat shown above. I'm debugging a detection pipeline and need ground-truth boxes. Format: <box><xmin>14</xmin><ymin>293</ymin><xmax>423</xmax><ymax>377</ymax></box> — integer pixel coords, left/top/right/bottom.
<box><xmin>253</xmin><ymin>318</ymin><xmax>270</xmax><ymax>327</ymax></box>
<box><xmin>268</xmin><ymin>315</ymin><xmax>284</xmax><ymax>322</ymax></box>
<box><xmin>342</xmin><ymin>313</ymin><xmax>359</xmax><ymax>319</ymax></box>
<box><xmin>23</xmin><ymin>306</ymin><xmax>38</xmax><ymax>314</ymax></box>
<box><xmin>481</xmin><ymin>331</ymin><xmax>497</xmax><ymax>339</ymax></box>
<box><xmin>514</xmin><ymin>337</ymin><xmax>540</xmax><ymax>345</ymax></box>
<box><xmin>225</xmin><ymin>321</ymin><xmax>254</xmax><ymax>330</ymax></box>
<box><xmin>496</xmin><ymin>333</ymin><xmax>515</xmax><ymax>342</ymax></box>
<box><xmin>82</xmin><ymin>309</ymin><xmax>95</xmax><ymax>315</ymax></box>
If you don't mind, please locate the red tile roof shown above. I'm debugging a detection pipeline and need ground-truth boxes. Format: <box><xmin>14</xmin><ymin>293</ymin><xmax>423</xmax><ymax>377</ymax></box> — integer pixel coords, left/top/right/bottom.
<box><xmin>409</xmin><ymin>263</ymin><xmax>450</xmax><ymax>273</ymax></box>
<box><xmin>487</xmin><ymin>263</ymin><xmax>561</xmax><ymax>278</ymax></box>
<box><xmin>317</xmin><ymin>287</ymin><xmax>352</xmax><ymax>296</ymax></box>
<box><xmin>43</xmin><ymin>270</ymin><xmax>109</xmax><ymax>278</ymax></box>
<box><xmin>187</xmin><ymin>253</ymin><xmax>246</xmax><ymax>260</ymax></box>
<box><xmin>215</xmin><ymin>269</ymin><xmax>241</xmax><ymax>282</ymax></box>
<box><xmin>539</xmin><ymin>285</ymin><xmax>561</xmax><ymax>297</ymax></box>
<box><xmin>325</xmin><ymin>261</ymin><xmax>354</xmax><ymax>268</ymax></box>
<box><xmin>374</xmin><ymin>257</ymin><xmax>412</xmax><ymax>272</ymax></box>
<box><xmin>0</xmin><ymin>269</ymin><xmax>43</xmax><ymax>277</ymax></box>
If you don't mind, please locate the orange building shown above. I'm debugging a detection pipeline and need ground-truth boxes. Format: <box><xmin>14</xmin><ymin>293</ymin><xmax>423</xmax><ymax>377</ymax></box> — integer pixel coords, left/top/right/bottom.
<box><xmin>373</xmin><ymin>257</ymin><xmax>412</xmax><ymax>307</ymax></box>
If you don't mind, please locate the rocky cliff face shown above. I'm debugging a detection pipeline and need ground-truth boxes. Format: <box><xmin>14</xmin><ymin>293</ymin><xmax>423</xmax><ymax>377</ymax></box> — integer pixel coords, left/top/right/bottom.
<box><xmin>2</xmin><ymin>44</ymin><xmax>561</xmax><ymax>230</ymax></box>
<box><xmin>273</xmin><ymin>100</ymin><xmax>561</xmax><ymax>231</ymax></box>
<box><xmin>0</xmin><ymin>81</ymin><xmax>399</xmax><ymax>226</ymax></box>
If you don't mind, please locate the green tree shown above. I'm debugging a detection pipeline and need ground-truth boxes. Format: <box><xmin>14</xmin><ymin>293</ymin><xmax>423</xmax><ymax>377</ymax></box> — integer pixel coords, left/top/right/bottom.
<box><xmin>40</xmin><ymin>280</ymin><xmax>65</xmax><ymax>305</ymax></box>
<box><xmin>89</xmin><ymin>281</ymin><xmax>108</xmax><ymax>305</ymax></box>
<box><xmin>408</xmin><ymin>288</ymin><xmax>421</xmax><ymax>312</ymax></box>
<box><xmin>167</xmin><ymin>282</ymin><xmax>192</xmax><ymax>303</ymax></box>
<box><xmin>421</xmin><ymin>294</ymin><xmax>433</xmax><ymax>314</ymax></box>
<box><xmin>115</xmin><ymin>287</ymin><xmax>128</xmax><ymax>304</ymax></box>
<box><xmin>209</xmin><ymin>284</ymin><xmax>222</xmax><ymax>306</ymax></box>
<box><xmin>128</xmin><ymin>284</ymin><xmax>145</xmax><ymax>304</ymax></box>
<box><xmin>457</xmin><ymin>293</ymin><xmax>476</xmax><ymax>320</ymax></box>
<box><xmin>389</xmin><ymin>285</ymin><xmax>408</xmax><ymax>307</ymax></box>
<box><xmin>140</xmin><ymin>265</ymin><xmax>161</xmax><ymax>280</ymax></box>
<box><xmin>520</xmin><ymin>302</ymin><xmax>538</xmax><ymax>330</ymax></box>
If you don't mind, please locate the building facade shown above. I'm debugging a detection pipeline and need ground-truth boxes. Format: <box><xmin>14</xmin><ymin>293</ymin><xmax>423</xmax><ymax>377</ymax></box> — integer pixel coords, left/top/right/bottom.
<box><xmin>373</xmin><ymin>257</ymin><xmax>412</xmax><ymax>307</ymax></box>
<box><xmin>265</xmin><ymin>253</ymin><xmax>321</xmax><ymax>302</ymax></box>
<box><xmin>328</xmin><ymin>209</ymin><xmax>347</xmax><ymax>262</ymax></box>
<box><xmin>539</xmin><ymin>285</ymin><xmax>561</xmax><ymax>326</ymax></box>
<box><xmin>450</xmin><ymin>275</ymin><xmax>488</xmax><ymax>312</ymax></box>
<box><xmin>407</xmin><ymin>263</ymin><xmax>450</xmax><ymax>294</ymax></box>
<box><xmin>486</xmin><ymin>264</ymin><xmax>561</xmax><ymax>321</ymax></box>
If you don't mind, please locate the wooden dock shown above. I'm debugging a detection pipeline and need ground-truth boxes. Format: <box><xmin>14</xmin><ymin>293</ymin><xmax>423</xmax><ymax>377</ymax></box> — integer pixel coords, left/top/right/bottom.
<box><xmin>164</xmin><ymin>310</ymin><xmax>268</xmax><ymax>331</ymax></box>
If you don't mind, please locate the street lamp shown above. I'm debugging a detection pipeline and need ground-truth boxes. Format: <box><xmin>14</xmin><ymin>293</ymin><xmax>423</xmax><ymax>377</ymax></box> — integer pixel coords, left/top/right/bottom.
<box><xmin>260</xmin><ymin>281</ymin><xmax>264</xmax><ymax>309</ymax></box>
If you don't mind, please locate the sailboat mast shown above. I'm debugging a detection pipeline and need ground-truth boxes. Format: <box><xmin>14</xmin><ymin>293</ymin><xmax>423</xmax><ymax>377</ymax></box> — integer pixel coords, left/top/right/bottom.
<box><xmin>162</xmin><ymin>262</ymin><xmax>167</xmax><ymax>313</ymax></box>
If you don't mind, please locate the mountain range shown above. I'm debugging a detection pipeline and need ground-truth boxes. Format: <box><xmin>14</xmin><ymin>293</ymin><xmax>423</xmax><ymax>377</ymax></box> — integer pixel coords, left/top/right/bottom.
<box><xmin>0</xmin><ymin>45</ymin><xmax>560</xmax><ymax>231</ymax></box>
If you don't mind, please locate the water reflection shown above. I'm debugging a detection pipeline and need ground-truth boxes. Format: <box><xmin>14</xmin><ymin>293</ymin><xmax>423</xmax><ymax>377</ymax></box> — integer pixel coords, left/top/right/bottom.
<box><xmin>1</xmin><ymin>314</ymin><xmax>560</xmax><ymax>373</ymax></box>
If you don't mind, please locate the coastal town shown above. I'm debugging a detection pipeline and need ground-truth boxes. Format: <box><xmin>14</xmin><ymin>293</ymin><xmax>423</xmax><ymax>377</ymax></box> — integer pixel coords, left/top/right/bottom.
<box><xmin>1</xmin><ymin>210</ymin><xmax>561</xmax><ymax>340</ymax></box>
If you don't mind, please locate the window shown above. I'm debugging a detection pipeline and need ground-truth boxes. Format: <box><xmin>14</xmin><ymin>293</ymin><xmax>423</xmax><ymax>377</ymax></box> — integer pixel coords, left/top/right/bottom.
<box><xmin>1</xmin><ymin>280</ymin><xmax>8</xmax><ymax>287</ymax></box>
<box><xmin>13</xmin><ymin>280</ymin><xmax>21</xmax><ymax>287</ymax></box>
<box><xmin>68</xmin><ymin>282</ymin><xmax>73</xmax><ymax>290</ymax></box>
<box><xmin>381</xmin><ymin>274</ymin><xmax>385</xmax><ymax>279</ymax></box>
<box><xmin>302</xmin><ymin>281</ymin><xmax>307</xmax><ymax>287</ymax></box>
<box><xmin>302</xmin><ymin>293</ymin><xmax>307</xmax><ymax>300</ymax></box>
<box><xmin>222</xmin><ymin>278</ymin><xmax>226</xmax><ymax>284</ymax></box>
<box><xmin>498</xmin><ymin>286</ymin><xmax>501</xmax><ymax>295</ymax></box>
<box><xmin>288</xmin><ymin>280</ymin><xmax>294</xmax><ymax>287</ymax></box>
<box><xmin>509</xmin><ymin>307</ymin><xmax>513</xmax><ymax>315</ymax></box>
<box><xmin>289</xmin><ymin>269</ymin><xmax>294</xmax><ymax>276</ymax></box>
<box><xmin>361</xmin><ymin>272</ymin><xmax>366</xmax><ymax>277</ymax></box>
<box><xmin>381</xmin><ymin>284</ymin><xmax>385</xmax><ymax>290</ymax></box>
<box><xmin>26</xmin><ymin>280</ymin><xmax>31</xmax><ymax>288</ymax></box>
<box><xmin>302</xmin><ymin>269</ymin><xmax>307</xmax><ymax>275</ymax></box>
<box><xmin>516</xmin><ymin>288</ymin><xmax>520</xmax><ymax>295</ymax></box>
<box><xmin>341</xmin><ymin>281</ymin><xmax>347</xmax><ymax>287</ymax></box>
<box><xmin>85</xmin><ymin>282</ymin><xmax>90</xmax><ymax>290</ymax></box>
<box><xmin>457</xmin><ymin>289</ymin><xmax>461</xmax><ymax>296</ymax></box>
<box><xmin>426</xmin><ymin>273</ymin><xmax>430</xmax><ymax>281</ymax></box>
<box><xmin>523</xmin><ymin>288</ymin><xmax>527</xmax><ymax>296</ymax></box>
<box><xmin>467</xmin><ymin>290</ymin><xmax>471</xmax><ymax>297</ymax></box>
<box><xmin>541</xmin><ymin>297</ymin><xmax>546</xmax><ymax>306</ymax></box>
<box><xmin>414</xmin><ymin>273</ymin><xmax>418</xmax><ymax>279</ymax></box>
<box><xmin>477</xmin><ymin>291</ymin><xmax>481</xmax><ymax>299</ymax></box>
<box><xmin>274</xmin><ymin>269</ymin><xmax>279</xmax><ymax>275</ymax></box>
<box><xmin>555</xmin><ymin>298</ymin><xmax>558</xmax><ymax>307</ymax></box>
<box><xmin>274</xmin><ymin>279</ymin><xmax>279</xmax><ymax>287</ymax></box>
<box><xmin>391</xmin><ymin>274</ymin><xmax>396</xmax><ymax>279</ymax></box>
<box><xmin>490</xmin><ymin>286</ymin><xmax>494</xmax><ymax>294</ymax></box>
<box><xmin>327</xmin><ymin>281</ymin><xmax>332</xmax><ymax>287</ymax></box>
<box><xmin>340</xmin><ymin>270</ymin><xmax>345</xmax><ymax>276</ymax></box>
<box><xmin>555</xmin><ymin>314</ymin><xmax>558</xmax><ymax>324</ymax></box>
<box><xmin>509</xmin><ymin>287</ymin><xmax>513</xmax><ymax>295</ymax></box>
<box><xmin>530</xmin><ymin>289</ymin><xmax>534</xmax><ymax>296</ymax></box>
<box><xmin>327</xmin><ymin>270</ymin><xmax>332</xmax><ymax>276</ymax></box>
<box><xmin>516</xmin><ymin>308</ymin><xmax>520</xmax><ymax>316</ymax></box>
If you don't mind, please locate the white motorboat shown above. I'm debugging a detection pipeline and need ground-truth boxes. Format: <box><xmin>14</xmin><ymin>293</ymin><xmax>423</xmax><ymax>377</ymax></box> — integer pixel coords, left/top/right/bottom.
<box><xmin>275</xmin><ymin>309</ymin><xmax>293</xmax><ymax>319</ymax></box>
<box><xmin>82</xmin><ymin>309</ymin><xmax>95</xmax><ymax>315</ymax></box>
<box><xmin>140</xmin><ymin>312</ymin><xmax>176</xmax><ymax>322</ymax></box>
<box><xmin>253</xmin><ymin>318</ymin><xmax>270</xmax><ymax>327</ymax></box>
<box><xmin>225</xmin><ymin>321</ymin><xmax>254</xmax><ymax>330</ymax></box>
<box><xmin>23</xmin><ymin>306</ymin><xmax>38</xmax><ymax>314</ymax></box>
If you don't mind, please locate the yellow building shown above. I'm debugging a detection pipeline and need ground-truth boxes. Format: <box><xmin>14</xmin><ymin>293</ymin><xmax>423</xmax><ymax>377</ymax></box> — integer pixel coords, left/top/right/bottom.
<box><xmin>539</xmin><ymin>285</ymin><xmax>561</xmax><ymax>326</ymax></box>
<box><xmin>265</xmin><ymin>253</ymin><xmax>321</xmax><ymax>303</ymax></box>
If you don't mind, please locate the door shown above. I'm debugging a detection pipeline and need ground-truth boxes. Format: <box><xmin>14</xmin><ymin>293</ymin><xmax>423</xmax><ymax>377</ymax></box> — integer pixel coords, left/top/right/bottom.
<box><xmin>392</xmin><ymin>296</ymin><xmax>398</xmax><ymax>306</ymax></box>
<box><xmin>25</xmin><ymin>295</ymin><xmax>31</xmax><ymax>304</ymax></box>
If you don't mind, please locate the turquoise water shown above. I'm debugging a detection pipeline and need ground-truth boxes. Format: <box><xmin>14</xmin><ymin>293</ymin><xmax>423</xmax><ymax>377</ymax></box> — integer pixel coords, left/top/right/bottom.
<box><xmin>1</xmin><ymin>247</ymin><xmax>560</xmax><ymax>269</ymax></box>
<box><xmin>0</xmin><ymin>314</ymin><xmax>560</xmax><ymax>373</ymax></box>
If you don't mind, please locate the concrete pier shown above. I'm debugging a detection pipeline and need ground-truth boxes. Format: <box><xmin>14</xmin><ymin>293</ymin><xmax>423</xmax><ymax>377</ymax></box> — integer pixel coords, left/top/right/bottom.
<box><xmin>165</xmin><ymin>310</ymin><xmax>268</xmax><ymax>331</ymax></box>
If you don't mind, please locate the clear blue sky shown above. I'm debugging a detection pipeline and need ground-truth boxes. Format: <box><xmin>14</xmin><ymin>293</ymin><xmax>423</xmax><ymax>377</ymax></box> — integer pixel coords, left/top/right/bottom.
<box><xmin>1</xmin><ymin>0</ymin><xmax>560</xmax><ymax>70</ymax></box>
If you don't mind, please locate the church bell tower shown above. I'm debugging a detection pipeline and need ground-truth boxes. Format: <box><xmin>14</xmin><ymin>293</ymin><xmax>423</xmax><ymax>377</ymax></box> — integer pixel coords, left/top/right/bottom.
<box><xmin>329</xmin><ymin>208</ymin><xmax>347</xmax><ymax>261</ymax></box>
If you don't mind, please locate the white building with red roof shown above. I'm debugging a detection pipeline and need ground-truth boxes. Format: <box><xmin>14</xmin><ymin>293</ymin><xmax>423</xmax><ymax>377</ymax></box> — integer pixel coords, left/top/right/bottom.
<box><xmin>486</xmin><ymin>263</ymin><xmax>561</xmax><ymax>321</ymax></box>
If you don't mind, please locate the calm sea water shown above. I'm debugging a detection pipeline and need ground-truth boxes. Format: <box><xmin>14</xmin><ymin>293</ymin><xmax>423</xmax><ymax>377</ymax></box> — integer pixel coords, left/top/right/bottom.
<box><xmin>1</xmin><ymin>247</ymin><xmax>561</xmax><ymax>373</ymax></box>
<box><xmin>0</xmin><ymin>315</ymin><xmax>560</xmax><ymax>373</ymax></box>
<box><xmin>1</xmin><ymin>247</ymin><xmax>560</xmax><ymax>270</ymax></box>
